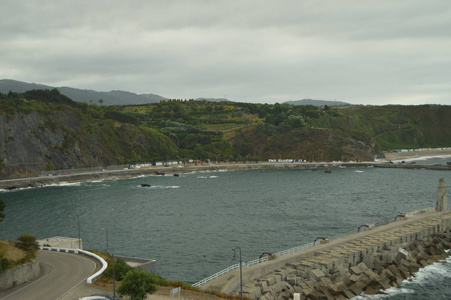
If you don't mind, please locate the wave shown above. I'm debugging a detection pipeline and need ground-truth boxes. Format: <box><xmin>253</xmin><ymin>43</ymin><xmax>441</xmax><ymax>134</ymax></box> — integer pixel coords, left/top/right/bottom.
<box><xmin>139</xmin><ymin>185</ymin><xmax>180</xmax><ymax>189</ymax></box>
<box><xmin>352</xmin><ymin>257</ymin><xmax>451</xmax><ymax>299</ymax></box>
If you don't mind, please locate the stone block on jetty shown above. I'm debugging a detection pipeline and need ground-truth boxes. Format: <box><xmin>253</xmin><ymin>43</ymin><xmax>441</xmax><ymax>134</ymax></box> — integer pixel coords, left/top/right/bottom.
<box><xmin>223</xmin><ymin>203</ymin><xmax>451</xmax><ymax>299</ymax></box>
<box><xmin>310</xmin><ymin>268</ymin><xmax>326</xmax><ymax>281</ymax></box>
<box><xmin>349</xmin><ymin>265</ymin><xmax>362</xmax><ymax>275</ymax></box>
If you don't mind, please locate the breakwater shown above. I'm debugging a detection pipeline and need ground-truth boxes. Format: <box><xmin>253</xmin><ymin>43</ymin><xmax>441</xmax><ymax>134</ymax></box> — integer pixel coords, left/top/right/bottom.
<box><xmin>200</xmin><ymin>179</ymin><xmax>451</xmax><ymax>299</ymax></box>
<box><xmin>201</xmin><ymin>210</ymin><xmax>451</xmax><ymax>299</ymax></box>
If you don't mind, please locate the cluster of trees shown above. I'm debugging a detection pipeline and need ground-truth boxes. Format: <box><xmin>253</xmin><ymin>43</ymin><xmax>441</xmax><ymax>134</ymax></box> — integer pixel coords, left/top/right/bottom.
<box><xmin>101</xmin><ymin>256</ymin><xmax>158</xmax><ymax>299</ymax></box>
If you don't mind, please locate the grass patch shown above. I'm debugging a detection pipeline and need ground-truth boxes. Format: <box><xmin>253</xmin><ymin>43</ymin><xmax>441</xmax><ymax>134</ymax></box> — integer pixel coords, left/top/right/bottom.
<box><xmin>0</xmin><ymin>240</ymin><xmax>26</xmax><ymax>261</ymax></box>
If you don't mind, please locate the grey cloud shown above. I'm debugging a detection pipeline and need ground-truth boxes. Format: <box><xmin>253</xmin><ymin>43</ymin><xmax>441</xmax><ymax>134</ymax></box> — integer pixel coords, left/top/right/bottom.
<box><xmin>1</xmin><ymin>0</ymin><xmax>450</xmax><ymax>105</ymax></box>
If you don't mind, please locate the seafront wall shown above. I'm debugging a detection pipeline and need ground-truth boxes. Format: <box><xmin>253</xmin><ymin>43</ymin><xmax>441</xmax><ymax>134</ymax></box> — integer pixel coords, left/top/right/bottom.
<box><xmin>1</xmin><ymin>161</ymin><xmax>449</xmax><ymax>190</ymax></box>
<box><xmin>0</xmin><ymin>260</ymin><xmax>40</xmax><ymax>292</ymax></box>
<box><xmin>0</xmin><ymin>162</ymin><xmax>372</xmax><ymax>189</ymax></box>
<box><xmin>201</xmin><ymin>209</ymin><xmax>451</xmax><ymax>300</ymax></box>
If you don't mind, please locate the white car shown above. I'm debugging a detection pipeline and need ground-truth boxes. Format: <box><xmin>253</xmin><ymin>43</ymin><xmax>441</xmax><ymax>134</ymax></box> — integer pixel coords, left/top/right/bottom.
<box><xmin>78</xmin><ymin>295</ymin><xmax>117</xmax><ymax>300</ymax></box>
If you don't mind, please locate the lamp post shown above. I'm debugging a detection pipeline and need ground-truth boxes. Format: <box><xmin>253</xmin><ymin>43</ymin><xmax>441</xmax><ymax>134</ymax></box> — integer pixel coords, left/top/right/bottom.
<box><xmin>232</xmin><ymin>247</ymin><xmax>243</xmax><ymax>300</ymax></box>
<box><xmin>77</xmin><ymin>215</ymin><xmax>81</xmax><ymax>249</ymax></box>
<box><xmin>104</xmin><ymin>228</ymin><xmax>116</xmax><ymax>299</ymax></box>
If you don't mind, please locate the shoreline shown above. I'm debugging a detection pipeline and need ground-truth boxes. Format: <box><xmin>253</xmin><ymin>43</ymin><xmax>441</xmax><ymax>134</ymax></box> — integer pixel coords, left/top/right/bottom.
<box><xmin>1</xmin><ymin>151</ymin><xmax>451</xmax><ymax>190</ymax></box>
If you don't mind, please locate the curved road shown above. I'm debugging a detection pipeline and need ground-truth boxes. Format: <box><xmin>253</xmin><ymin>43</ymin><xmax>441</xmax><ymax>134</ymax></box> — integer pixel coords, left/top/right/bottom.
<box><xmin>0</xmin><ymin>250</ymin><xmax>97</xmax><ymax>300</ymax></box>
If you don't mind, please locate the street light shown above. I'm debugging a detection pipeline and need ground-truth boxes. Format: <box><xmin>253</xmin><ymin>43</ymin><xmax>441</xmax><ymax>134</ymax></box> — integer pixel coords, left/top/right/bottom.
<box><xmin>232</xmin><ymin>247</ymin><xmax>243</xmax><ymax>300</ymax></box>
<box><xmin>105</xmin><ymin>228</ymin><xmax>116</xmax><ymax>299</ymax></box>
<box><xmin>77</xmin><ymin>215</ymin><xmax>81</xmax><ymax>249</ymax></box>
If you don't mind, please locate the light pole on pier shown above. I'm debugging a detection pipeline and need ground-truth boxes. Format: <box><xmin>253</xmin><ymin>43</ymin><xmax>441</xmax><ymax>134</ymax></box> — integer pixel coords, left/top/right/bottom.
<box><xmin>77</xmin><ymin>215</ymin><xmax>81</xmax><ymax>249</ymax></box>
<box><xmin>232</xmin><ymin>247</ymin><xmax>243</xmax><ymax>300</ymax></box>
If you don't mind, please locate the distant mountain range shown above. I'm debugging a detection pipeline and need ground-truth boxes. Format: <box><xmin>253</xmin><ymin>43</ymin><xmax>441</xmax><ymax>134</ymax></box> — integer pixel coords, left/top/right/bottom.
<box><xmin>0</xmin><ymin>79</ymin><xmax>350</xmax><ymax>107</ymax></box>
<box><xmin>0</xmin><ymin>79</ymin><xmax>167</xmax><ymax>105</ymax></box>
<box><xmin>283</xmin><ymin>99</ymin><xmax>351</xmax><ymax>107</ymax></box>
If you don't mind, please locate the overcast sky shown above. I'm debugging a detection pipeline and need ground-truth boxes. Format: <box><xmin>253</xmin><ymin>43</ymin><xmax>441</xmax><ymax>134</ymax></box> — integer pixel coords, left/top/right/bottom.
<box><xmin>2</xmin><ymin>1</ymin><xmax>451</xmax><ymax>105</ymax></box>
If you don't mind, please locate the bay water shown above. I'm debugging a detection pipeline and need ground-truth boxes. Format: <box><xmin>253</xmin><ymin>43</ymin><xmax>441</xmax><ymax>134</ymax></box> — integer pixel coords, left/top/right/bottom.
<box><xmin>1</xmin><ymin>158</ymin><xmax>450</xmax><ymax>298</ymax></box>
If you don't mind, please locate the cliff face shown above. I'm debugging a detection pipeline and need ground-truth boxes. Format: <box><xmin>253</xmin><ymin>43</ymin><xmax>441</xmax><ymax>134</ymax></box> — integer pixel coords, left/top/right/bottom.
<box><xmin>0</xmin><ymin>110</ymin><xmax>178</xmax><ymax>179</ymax></box>
<box><xmin>1</xmin><ymin>111</ymin><xmax>93</xmax><ymax>177</ymax></box>
<box><xmin>1</xmin><ymin>92</ymin><xmax>450</xmax><ymax>180</ymax></box>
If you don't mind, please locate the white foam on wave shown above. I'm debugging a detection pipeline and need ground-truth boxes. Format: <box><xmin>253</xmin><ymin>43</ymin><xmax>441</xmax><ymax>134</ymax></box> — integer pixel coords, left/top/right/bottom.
<box><xmin>47</xmin><ymin>182</ymin><xmax>81</xmax><ymax>187</ymax></box>
<box><xmin>354</xmin><ymin>170</ymin><xmax>364</xmax><ymax>173</ymax></box>
<box><xmin>352</xmin><ymin>287</ymin><xmax>416</xmax><ymax>299</ymax></box>
<box><xmin>140</xmin><ymin>185</ymin><xmax>180</xmax><ymax>189</ymax></box>
<box><xmin>406</xmin><ymin>256</ymin><xmax>451</xmax><ymax>285</ymax></box>
<box><xmin>197</xmin><ymin>175</ymin><xmax>218</xmax><ymax>179</ymax></box>
<box><xmin>353</xmin><ymin>257</ymin><xmax>451</xmax><ymax>299</ymax></box>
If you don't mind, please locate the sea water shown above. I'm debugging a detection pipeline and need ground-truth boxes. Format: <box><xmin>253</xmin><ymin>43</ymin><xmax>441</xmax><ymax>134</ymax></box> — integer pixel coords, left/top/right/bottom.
<box><xmin>0</xmin><ymin>158</ymin><xmax>450</xmax><ymax>299</ymax></box>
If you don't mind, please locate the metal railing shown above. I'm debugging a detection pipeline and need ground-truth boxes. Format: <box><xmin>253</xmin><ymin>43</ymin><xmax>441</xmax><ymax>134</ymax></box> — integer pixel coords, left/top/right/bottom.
<box><xmin>192</xmin><ymin>241</ymin><xmax>315</xmax><ymax>287</ymax></box>
<box><xmin>193</xmin><ymin>206</ymin><xmax>434</xmax><ymax>288</ymax></box>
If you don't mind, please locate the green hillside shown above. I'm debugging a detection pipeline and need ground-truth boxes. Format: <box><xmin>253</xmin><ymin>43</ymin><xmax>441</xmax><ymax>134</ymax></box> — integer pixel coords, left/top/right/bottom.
<box><xmin>0</xmin><ymin>90</ymin><xmax>450</xmax><ymax>178</ymax></box>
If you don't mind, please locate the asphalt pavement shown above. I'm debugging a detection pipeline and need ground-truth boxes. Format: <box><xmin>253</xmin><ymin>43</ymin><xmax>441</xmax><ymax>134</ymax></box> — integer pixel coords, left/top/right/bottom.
<box><xmin>0</xmin><ymin>250</ymin><xmax>102</xmax><ymax>300</ymax></box>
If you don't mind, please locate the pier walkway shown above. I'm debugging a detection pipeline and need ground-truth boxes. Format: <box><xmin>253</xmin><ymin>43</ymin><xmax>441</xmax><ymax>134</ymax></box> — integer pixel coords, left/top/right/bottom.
<box><xmin>200</xmin><ymin>209</ymin><xmax>451</xmax><ymax>298</ymax></box>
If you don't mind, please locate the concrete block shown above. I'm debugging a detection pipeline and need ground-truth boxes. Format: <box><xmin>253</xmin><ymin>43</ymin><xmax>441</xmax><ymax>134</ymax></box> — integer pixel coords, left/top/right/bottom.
<box><xmin>334</xmin><ymin>281</ymin><xmax>348</xmax><ymax>293</ymax></box>
<box><xmin>394</xmin><ymin>248</ymin><xmax>409</xmax><ymax>265</ymax></box>
<box><xmin>310</xmin><ymin>268</ymin><xmax>326</xmax><ymax>281</ymax></box>
<box><xmin>342</xmin><ymin>289</ymin><xmax>355</xmax><ymax>299</ymax></box>
<box><xmin>357</xmin><ymin>262</ymin><xmax>370</xmax><ymax>271</ymax></box>
<box><xmin>265</xmin><ymin>276</ymin><xmax>276</xmax><ymax>286</ymax></box>
<box><xmin>286</xmin><ymin>275</ymin><xmax>300</xmax><ymax>286</ymax></box>
<box><xmin>304</xmin><ymin>280</ymin><xmax>316</xmax><ymax>289</ymax></box>
<box><xmin>243</xmin><ymin>286</ymin><xmax>262</xmax><ymax>299</ymax></box>
<box><xmin>349</xmin><ymin>265</ymin><xmax>363</xmax><ymax>275</ymax></box>
<box><xmin>256</xmin><ymin>280</ymin><xmax>268</xmax><ymax>289</ymax></box>
<box><xmin>323</xmin><ymin>289</ymin><xmax>335</xmax><ymax>300</ymax></box>
<box><xmin>364</xmin><ymin>285</ymin><xmax>379</xmax><ymax>295</ymax></box>
<box><xmin>380</xmin><ymin>278</ymin><xmax>392</xmax><ymax>290</ymax></box>
<box><xmin>349</xmin><ymin>281</ymin><xmax>367</xmax><ymax>295</ymax></box>
<box><xmin>349</xmin><ymin>274</ymin><xmax>361</xmax><ymax>282</ymax></box>
<box><xmin>273</xmin><ymin>274</ymin><xmax>282</xmax><ymax>283</ymax></box>
<box><xmin>362</xmin><ymin>255</ymin><xmax>375</xmax><ymax>269</ymax></box>
<box><xmin>334</xmin><ymin>294</ymin><xmax>348</xmax><ymax>300</ymax></box>
<box><xmin>281</xmin><ymin>290</ymin><xmax>291</xmax><ymax>300</ymax></box>
<box><xmin>341</xmin><ymin>274</ymin><xmax>352</xmax><ymax>286</ymax></box>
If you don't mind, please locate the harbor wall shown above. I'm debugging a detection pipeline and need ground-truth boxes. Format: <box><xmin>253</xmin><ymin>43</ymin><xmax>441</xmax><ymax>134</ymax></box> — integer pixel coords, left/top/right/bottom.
<box><xmin>202</xmin><ymin>210</ymin><xmax>451</xmax><ymax>300</ymax></box>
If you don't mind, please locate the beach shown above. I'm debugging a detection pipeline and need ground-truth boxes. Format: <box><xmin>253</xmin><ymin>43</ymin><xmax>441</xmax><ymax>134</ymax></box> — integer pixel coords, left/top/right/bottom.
<box><xmin>383</xmin><ymin>149</ymin><xmax>451</xmax><ymax>162</ymax></box>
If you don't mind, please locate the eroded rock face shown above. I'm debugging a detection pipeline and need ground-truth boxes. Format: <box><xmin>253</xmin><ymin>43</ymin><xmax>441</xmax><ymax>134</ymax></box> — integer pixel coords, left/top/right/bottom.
<box><xmin>0</xmin><ymin>110</ymin><xmax>175</xmax><ymax>179</ymax></box>
<box><xmin>0</xmin><ymin>111</ymin><xmax>99</xmax><ymax>178</ymax></box>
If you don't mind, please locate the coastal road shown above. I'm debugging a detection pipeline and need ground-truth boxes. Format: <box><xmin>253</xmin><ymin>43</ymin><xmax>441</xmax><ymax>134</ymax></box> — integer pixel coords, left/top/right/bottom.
<box><xmin>0</xmin><ymin>250</ymin><xmax>97</xmax><ymax>300</ymax></box>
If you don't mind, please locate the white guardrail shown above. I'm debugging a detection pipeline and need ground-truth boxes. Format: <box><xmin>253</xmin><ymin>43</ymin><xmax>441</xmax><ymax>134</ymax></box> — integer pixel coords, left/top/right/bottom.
<box><xmin>192</xmin><ymin>241</ymin><xmax>316</xmax><ymax>287</ymax></box>
<box><xmin>40</xmin><ymin>247</ymin><xmax>108</xmax><ymax>284</ymax></box>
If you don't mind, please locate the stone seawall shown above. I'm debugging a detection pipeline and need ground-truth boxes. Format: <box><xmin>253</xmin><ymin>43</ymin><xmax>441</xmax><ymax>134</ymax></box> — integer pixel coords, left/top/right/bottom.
<box><xmin>0</xmin><ymin>260</ymin><xmax>40</xmax><ymax>292</ymax></box>
<box><xmin>202</xmin><ymin>210</ymin><xmax>451</xmax><ymax>300</ymax></box>
<box><xmin>0</xmin><ymin>162</ymin><xmax>373</xmax><ymax>189</ymax></box>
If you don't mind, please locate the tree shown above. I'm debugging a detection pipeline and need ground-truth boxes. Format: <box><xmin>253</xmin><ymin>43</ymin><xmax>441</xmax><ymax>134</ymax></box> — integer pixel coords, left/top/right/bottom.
<box><xmin>16</xmin><ymin>234</ymin><xmax>39</xmax><ymax>252</ymax></box>
<box><xmin>99</xmin><ymin>98</ymin><xmax>104</xmax><ymax>106</ymax></box>
<box><xmin>0</xmin><ymin>199</ymin><xmax>5</xmax><ymax>222</ymax></box>
<box><xmin>118</xmin><ymin>268</ymin><xmax>158</xmax><ymax>300</ymax></box>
